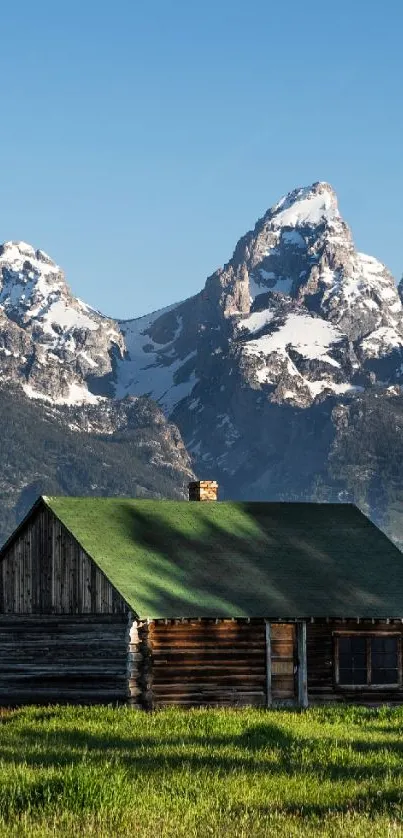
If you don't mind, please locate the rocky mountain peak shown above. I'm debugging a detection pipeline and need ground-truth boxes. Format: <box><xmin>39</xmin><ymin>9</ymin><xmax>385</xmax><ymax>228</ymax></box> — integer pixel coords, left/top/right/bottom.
<box><xmin>269</xmin><ymin>180</ymin><xmax>340</xmax><ymax>228</ymax></box>
<box><xmin>202</xmin><ymin>181</ymin><xmax>399</xmax><ymax>355</ymax></box>
<box><xmin>0</xmin><ymin>240</ymin><xmax>61</xmax><ymax>280</ymax></box>
<box><xmin>0</xmin><ymin>240</ymin><xmax>56</xmax><ymax>262</ymax></box>
<box><xmin>1</xmin><ymin>181</ymin><xmax>402</xmax><ymax>426</ymax></box>
<box><xmin>0</xmin><ymin>240</ymin><xmax>66</xmax><ymax>322</ymax></box>
<box><xmin>204</xmin><ymin>182</ymin><xmax>349</xmax><ymax>323</ymax></box>
<box><xmin>0</xmin><ymin>239</ymin><xmax>124</xmax><ymax>405</ymax></box>
<box><xmin>2</xmin><ymin>183</ymin><xmax>403</xmax><ymax>545</ymax></box>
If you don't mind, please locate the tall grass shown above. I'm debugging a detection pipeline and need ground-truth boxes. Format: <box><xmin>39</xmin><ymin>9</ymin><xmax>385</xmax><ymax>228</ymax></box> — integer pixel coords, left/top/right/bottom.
<box><xmin>0</xmin><ymin>705</ymin><xmax>403</xmax><ymax>836</ymax></box>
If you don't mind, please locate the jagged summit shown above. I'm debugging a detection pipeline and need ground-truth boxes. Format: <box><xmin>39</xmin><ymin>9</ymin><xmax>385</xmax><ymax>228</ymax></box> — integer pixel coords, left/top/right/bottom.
<box><xmin>0</xmin><ymin>181</ymin><xmax>401</xmax><ymax>420</ymax></box>
<box><xmin>0</xmin><ymin>238</ymin><xmax>123</xmax><ymax>405</ymax></box>
<box><xmin>2</xmin><ymin>182</ymin><xmax>403</xmax><ymax>543</ymax></box>
<box><xmin>0</xmin><ymin>240</ymin><xmax>65</xmax><ymax>320</ymax></box>
<box><xmin>0</xmin><ymin>240</ymin><xmax>56</xmax><ymax>262</ymax></box>
<box><xmin>270</xmin><ymin>181</ymin><xmax>340</xmax><ymax>228</ymax></box>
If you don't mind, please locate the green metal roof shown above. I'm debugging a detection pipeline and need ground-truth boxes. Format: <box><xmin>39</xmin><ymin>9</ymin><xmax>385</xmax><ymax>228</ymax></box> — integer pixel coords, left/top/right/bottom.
<box><xmin>38</xmin><ymin>496</ymin><xmax>403</xmax><ymax>620</ymax></box>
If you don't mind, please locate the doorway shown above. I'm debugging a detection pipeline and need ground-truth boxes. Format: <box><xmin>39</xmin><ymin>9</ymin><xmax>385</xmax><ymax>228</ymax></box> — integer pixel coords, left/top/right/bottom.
<box><xmin>270</xmin><ymin>623</ymin><xmax>297</xmax><ymax>702</ymax></box>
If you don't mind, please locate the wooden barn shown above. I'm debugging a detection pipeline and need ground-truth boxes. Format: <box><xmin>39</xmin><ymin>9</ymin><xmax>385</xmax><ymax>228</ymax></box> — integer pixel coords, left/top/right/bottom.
<box><xmin>1</xmin><ymin>480</ymin><xmax>403</xmax><ymax>708</ymax></box>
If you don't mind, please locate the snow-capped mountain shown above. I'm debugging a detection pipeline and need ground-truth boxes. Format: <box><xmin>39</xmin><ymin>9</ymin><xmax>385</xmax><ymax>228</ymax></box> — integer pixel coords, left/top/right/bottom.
<box><xmin>3</xmin><ymin>182</ymin><xmax>401</xmax><ymax>415</ymax></box>
<box><xmin>115</xmin><ymin>182</ymin><xmax>403</xmax><ymax>417</ymax></box>
<box><xmin>231</xmin><ymin>181</ymin><xmax>403</xmax><ymax>391</ymax></box>
<box><xmin>0</xmin><ymin>240</ymin><xmax>123</xmax><ymax>404</ymax></box>
<box><xmin>2</xmin><ymin>180</ymin><xmax>403</xmax><ymax>543</ymax></box>
<box><xmin>108</xmin><ymin>182</ymin><xmax>403</xmax><ymax>491</ymax></box>
<box><xmin>0</xmin><ymin>241</ymin><xmax>194</xmax><ymax>540</ymax></box>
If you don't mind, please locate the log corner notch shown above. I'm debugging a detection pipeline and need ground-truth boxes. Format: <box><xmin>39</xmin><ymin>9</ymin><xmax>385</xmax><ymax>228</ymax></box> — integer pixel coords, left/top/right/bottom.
<box><xmin>126</xmin><ymin>613</ymin><xmax>142</xmax><ymax>707</ymax></box>
<box><xmin>137</xmin><ymin>620</ymin><xmax>154</xmax><ymax>710</ymax></box>
<box><xmin>297</xmin><ymin>620</ymin><xmax>308</xmax><ymax>709</ymax></box>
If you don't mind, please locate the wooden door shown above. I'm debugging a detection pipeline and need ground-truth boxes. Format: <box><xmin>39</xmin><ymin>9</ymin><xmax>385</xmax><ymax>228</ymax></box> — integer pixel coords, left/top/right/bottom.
<box><xmin>271</xmin><ymin>623</ymin><xmax>296</xmax><ymax>701</ymax></box>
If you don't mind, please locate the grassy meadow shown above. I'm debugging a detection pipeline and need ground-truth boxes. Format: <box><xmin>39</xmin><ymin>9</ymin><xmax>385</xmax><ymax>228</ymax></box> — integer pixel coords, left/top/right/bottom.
<box><xmin>0</xmin><ymin>705</ymin><xmax>403</xmax><ymax>836</ymax></box>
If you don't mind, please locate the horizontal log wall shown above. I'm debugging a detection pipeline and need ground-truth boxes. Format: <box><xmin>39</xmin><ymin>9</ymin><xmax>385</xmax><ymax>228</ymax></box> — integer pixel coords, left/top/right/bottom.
<box><xmin>307</xmin><ymin>620</ymin><xmax>403</xmax><ymax>704</ymax></box>
<box><xmin>0</xmin><ymin>505</ymin><xmax>128</xmax><ymax>615</ymax></box>
<box><xmin>0</xmin><ymin>614</ymin><xmax>130</xmax><ymax>705</ymax></box>
<box><xmin>150</xmin><ymin>619</ymin><xmax>267</xmax><ymax>708</ymax></box>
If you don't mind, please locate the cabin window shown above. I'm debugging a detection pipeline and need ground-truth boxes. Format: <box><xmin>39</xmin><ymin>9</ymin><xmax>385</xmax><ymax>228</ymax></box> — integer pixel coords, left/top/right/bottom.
<box><xmin>335</xmin><ymin>634</ymin><xmax>401</xmax><ymax>688</ymax></box>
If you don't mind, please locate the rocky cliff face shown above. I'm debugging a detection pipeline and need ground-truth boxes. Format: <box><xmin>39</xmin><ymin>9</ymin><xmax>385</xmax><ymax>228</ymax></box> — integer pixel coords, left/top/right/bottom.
<box><xmin>1</xmin><ymin>181</ymin><xmax>403</xmax><ymax>542</ymax></box>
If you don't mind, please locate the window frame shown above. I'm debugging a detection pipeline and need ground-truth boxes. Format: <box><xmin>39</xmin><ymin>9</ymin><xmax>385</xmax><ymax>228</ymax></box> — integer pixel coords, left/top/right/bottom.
<box><xmin>333</xmin><ymin>632</ymin><xmax>402</xmax><ymax>690</ymax></box>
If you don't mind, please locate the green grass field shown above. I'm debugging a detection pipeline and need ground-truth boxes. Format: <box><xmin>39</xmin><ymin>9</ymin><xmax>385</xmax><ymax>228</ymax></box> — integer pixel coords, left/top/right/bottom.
<box><xmin>1</xmin><ymin>705</ymin><xmax>403</xmax><ymax>837</ymax></box>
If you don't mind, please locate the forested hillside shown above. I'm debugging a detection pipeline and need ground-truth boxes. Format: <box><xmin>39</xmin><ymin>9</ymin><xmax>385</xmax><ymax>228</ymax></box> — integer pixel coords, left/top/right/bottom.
<box><xmin>0</xmin><ymin>386</ymin><xmax>193</xmax><ymax>544</ymax></box>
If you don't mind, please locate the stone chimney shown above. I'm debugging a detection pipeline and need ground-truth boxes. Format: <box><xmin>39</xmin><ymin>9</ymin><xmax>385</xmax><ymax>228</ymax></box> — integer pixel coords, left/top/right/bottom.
<box><xmin>188</xmin><ymin>480</ymin><xmax>219</xmax><ymax>502</ymax></box>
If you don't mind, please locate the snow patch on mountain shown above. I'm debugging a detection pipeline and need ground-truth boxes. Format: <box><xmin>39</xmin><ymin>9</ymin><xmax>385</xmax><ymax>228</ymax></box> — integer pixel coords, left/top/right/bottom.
<box><xmin>249</xmin><ymin>272</ymin><xmax>293</xmax><ymax>300</ymax></box>
<box><xmin>360</xmin><ymin>327</ymin><xmax>403</xmax><ymax>358</ymax></box>
<box><xmin>238</xmin><ymin>309</ymin><xmax>275</xmax><ymax>335</ymax></box>
<box><xmin>282</xmin><ymin>230</ymin><xmax>306</xmax><ymax>247</ymax></box>
<box><xmin>236</xmin><ymin>308</ymin><xmax>352</xmax><ymax>404</ymax></box>
<box><xmin>23</xmin><ymin>381</ymin><xmax>102</xmax><ymax>406</ymax></box>
<box><xmin>241</xmin><ymin>312</ymin><xmax>344</xmax><ymax>368</ymax></box>
<box><xmin>116</xmin><ymin>306</ymin><xmax>198</xmax><ymax>412</ymax></box>
<box><xmin>272</xmin><ymin>183</ymin><xmax>339</xmax><ymax>228</ymax></box>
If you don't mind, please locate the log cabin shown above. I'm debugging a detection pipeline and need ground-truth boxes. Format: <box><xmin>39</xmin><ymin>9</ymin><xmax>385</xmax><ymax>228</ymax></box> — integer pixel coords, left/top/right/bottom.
<box><xmin>0</xmin><ymin>480</ymin><xmax>403</xmax><ymax>708</ymax></box>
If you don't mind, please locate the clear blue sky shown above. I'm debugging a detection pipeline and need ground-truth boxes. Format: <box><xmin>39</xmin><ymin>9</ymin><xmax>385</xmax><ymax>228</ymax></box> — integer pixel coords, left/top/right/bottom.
<box><xmin>1</xmin><ymin>0</ymin><xmax>402</xmax><ymax>318</ymax></box>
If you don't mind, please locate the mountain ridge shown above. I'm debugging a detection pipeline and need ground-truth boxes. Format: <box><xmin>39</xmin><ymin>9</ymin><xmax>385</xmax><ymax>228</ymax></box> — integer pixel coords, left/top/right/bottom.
<box><xmin>2</xmin><ymin>180</ymin><xmax>403</xmax><ymax>544</ymax></box>
<box><xmin>2</xmin><ymin>181</ymin><xmax>401</xmax><ymax>412</ymax></box>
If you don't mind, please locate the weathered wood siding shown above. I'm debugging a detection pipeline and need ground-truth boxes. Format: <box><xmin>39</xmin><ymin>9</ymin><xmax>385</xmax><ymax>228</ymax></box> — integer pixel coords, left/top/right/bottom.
<box><xmin>0</xmin><ymin>504</ymin><xmax>134</xmax><ymax>706</ymax></box>
<box><xmin>0</xmin><ymin>614</ymin><xmax>130</xmax><ymax>705</ymax></box>
<box><xmin>307</xmin><ymin>620</ymin><xmax>403</xmax><ymax>704</ymax></box>
<box><xmin>149</xmin><ymin>619</ymin><xmax>267</xmax><ymax>707</ymax></box>
<box><xmin>0</xmin><ymin>505</ymin><xmax>128</xmax><ymax>615</ymax></box>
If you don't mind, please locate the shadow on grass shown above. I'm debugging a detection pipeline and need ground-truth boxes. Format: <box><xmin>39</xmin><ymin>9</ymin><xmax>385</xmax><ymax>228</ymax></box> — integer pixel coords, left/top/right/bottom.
<box><xmin>244</xmin><ymin>785</ymin><xmax>403</xmax><ymax>819</ymax></box>
<box><xmin>3</xmin><ymin>720</ymin><xmax>403</xmax><ymax>790</ymax></box>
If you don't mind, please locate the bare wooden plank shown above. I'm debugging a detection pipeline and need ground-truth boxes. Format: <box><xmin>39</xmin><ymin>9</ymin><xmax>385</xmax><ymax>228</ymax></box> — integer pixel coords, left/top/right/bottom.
<box><xmin>0</xmin><ymin>505</ymin><xmax>129</xmax><ymax>616</ymax></box>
